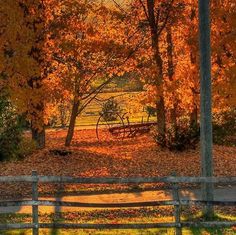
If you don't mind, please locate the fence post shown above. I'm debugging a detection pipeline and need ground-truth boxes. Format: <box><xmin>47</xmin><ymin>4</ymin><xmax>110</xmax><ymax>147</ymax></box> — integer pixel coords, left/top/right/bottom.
<box><xmin>32</xmin><ymin>170</ymin><xmax>39</xmax><ymax>235</ymax></box>
<box><xmin>172</xmin><ymin>175</ymin><xmax>182</xmax><ymax>235</ymax></box>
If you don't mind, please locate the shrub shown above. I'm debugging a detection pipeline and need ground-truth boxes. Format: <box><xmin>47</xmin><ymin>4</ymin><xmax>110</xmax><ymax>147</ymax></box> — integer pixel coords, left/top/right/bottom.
<box><xmin>145</xmin><ymin>106</ymin><xmax>156</xmax><ymax>118</ymax></box>
<box><xmin>0</xmin><ymin>96</ymin><xmax>23</xmax><ymax>161</ymax></box>
<box><xmin>47</xmin><ymin>101</ymin><xmax>71</xmax><ymax>128</ymax></box>
<box><xmin>213</xmin><ymin>109</ymin><xmax>236</xmax><ymax>146</ymax></box>
<box><xmin>154</xmin><ymin>124</ymin><xmax>200</xmax><ymax>151</ymax></box>
<box><xmin>101</xmin><ymin>98</ymin><xmax>120</xmax><ymax>121</ymax></box>
<box><xmin>16</xmin><ymin>138</ymin><xmax>37</xmax><ymax>159</ymax></box>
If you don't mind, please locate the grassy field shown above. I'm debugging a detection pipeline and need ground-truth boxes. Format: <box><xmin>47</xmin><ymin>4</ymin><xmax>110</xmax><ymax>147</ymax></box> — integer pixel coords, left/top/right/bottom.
<box><xmin>2</xmin><ymin>228</ymin><xmax>234</xmax><ymax>235</ymax></box>
<box><xmin>76</xmin><ymin>91</ymin><xmax>156</xmax><ymax>126</ymax></box>
<box><xmin>0</xmin><ymin>211</ymin><xmax>235</xmax><ymax>235</ymax></box>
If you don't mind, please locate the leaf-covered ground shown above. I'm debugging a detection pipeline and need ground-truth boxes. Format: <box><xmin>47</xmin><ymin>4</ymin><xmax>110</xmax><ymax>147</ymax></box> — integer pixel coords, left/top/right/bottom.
<box><xmin>0</xmin><ymin>129</ymin><xmax>235</xmax><ymax>199</ymax></box>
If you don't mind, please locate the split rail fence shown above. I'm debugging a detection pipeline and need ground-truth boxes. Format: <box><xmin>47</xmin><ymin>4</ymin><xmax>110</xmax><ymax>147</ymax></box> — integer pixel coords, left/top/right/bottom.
<box><xmin>0</xmin><ymin>171</ymin><xmax>236</xmax><ymax>235</ymax></box>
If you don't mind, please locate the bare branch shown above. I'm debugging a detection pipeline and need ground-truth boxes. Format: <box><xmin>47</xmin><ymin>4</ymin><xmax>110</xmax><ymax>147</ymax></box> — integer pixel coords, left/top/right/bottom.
<box><xmin>81</xmin><ymin>36</ymin><xmax>146</xmax><ymax>102</ymax></box>
<box><xmin>110</xmin><ymin>0</ymin><xmax>127</xmax><ymax>14</ymax></box>
<box><xmin>78</xmin><ymin>37</ymin><xmax>147</xmax><ymax>113</ymax></box>
<box><xmin>52</xmin><ymin>55</ymin><xmax>67</xmax><ymax>65</ymax></box>
<box><xmin>156</xmin><ymin>8</ymin><xmax>160</xmax><ymax>27</ymax></box>
<box><xmin>52</xmin><ymin>54</ymin><xmax>81</xmax><ymax>69</ymax></box>
<box><xmin>157</xmin><ymin>0</ymin><xmax>174</xmax><ymax>37</ymax></box>
<box><xmin>138</xmin><ymin>0</ymin><xmax>149</xmax><ymax>22</ymax></box>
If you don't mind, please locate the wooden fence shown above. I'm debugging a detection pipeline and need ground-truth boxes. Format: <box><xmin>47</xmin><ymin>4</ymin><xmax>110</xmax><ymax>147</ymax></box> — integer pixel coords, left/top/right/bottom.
<box><xmin>0</xmin><ymin>171</ymin><xmax>236</xmax><ymax>235</ymax></box>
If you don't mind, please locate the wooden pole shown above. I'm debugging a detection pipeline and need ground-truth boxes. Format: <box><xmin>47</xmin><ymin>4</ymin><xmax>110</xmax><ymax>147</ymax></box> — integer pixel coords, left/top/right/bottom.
<box><xmin>171</xmin><ymin>173</ymin><xmax>182</xmax><ymax>235</ymax></box>
<box><xmin>32</xmin><ymin>170</ymin><xmax>39</xmax><ymax>235</ymax></box>
<box><xmin>172</xmin><ymin>183</ymin><xmax>182</xmax><ymax>235</ymax></box>
<box><xmin>198</xmin><ymin>0</ymin><xmax>214</xmax><ymax>219</ymax></box>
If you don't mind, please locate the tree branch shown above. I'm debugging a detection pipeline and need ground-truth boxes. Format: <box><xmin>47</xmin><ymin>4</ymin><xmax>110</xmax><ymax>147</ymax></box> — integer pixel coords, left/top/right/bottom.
<box><xmin>81</xmin><ymin>35</ymin><xmax>147</xmax><ymax>102</ymax></box>
<box><xmin>138</xmin><ymin>0</ymin><xmax>149</xmax><ymax>22</ymax></box>
<box><xmin>157</xmin><ymin>0</ymin><xmax>174</xmax><ymax>37</ymax></box>
<box><xmin>110</xmin><ymin>0</ymin><xmax>127</xmax><ymax>14</ymax></box>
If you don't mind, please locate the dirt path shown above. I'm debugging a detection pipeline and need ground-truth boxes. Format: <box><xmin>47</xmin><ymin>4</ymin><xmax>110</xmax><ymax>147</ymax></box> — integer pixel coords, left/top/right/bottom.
<box><xmin>1</xmin><ymin>186</ymin><xmax>235</xmax><ymax>214</ymax></box>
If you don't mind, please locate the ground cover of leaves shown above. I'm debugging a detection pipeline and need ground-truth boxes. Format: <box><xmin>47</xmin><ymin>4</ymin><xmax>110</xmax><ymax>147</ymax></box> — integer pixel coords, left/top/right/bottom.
<box><xmin>0</xmin><ymin>129</ymin><xmax>235</xmax><ymax>199</ymax></box>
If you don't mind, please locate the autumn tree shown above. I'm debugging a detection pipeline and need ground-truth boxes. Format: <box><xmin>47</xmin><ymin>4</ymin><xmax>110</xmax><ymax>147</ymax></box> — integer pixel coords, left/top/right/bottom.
<box><xmin>126</xmin><ymin>0</ymin><xmax>188</xmax><ymax>145</ymax></box>
<box><xmin>0</xmin><ymin>0</ymin><xmax>48</xmax><ymax>148</ymax></box>
<box><xmin>1</xmin><ymin>0</ymin><xmax>235</xmax><ymax>150</ymax></box>
<box><xmin>139</xmin><ymin>0</ymin><xmax>173</xmax><ymax>144</ymax></box>
<box><xmin>45</xmin><ymin>0</ymin><xmax>141</xmax><ymax>146</ymax></box>
<box><xmin>211</xmin><ymin>0</ymin><xmax>236</xmax><ymax>110</ymax></box>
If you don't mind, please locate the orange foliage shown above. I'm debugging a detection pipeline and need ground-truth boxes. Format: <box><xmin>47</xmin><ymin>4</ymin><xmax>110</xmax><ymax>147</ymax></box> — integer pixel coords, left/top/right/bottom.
<box><xmin>0</xmin><ymin>0</ymin><xmax>235</xmax><ymax>144</ymax></box>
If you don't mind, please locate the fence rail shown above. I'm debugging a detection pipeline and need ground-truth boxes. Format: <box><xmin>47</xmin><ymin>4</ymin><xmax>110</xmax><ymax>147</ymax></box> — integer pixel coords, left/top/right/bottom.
<box><xmin>0</xmin><ymin>175</ymin><xmax>236</xmax><ymax>183</ymax></box>
<box><xmin>0</xmin><ymin>171</ymin><xmax>235</xmax><ymax>235</ymax></box>
<box><xmin>0</xmin><ymin>199</ymin><xmax>236</xmax><ymax>208</ymax></box>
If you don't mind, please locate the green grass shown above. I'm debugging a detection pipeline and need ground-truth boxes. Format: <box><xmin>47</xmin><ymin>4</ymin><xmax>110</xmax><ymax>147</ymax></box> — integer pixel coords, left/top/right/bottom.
<box><xmin>1</xmin><ymin>227</ymin><xmax>235</xmax><ymax>235</ymax></box>
<box><xmin>0</xmin><ymin>228</ymin><xmax>174</xmax><ymax>235</ymax></box>
<box><xmin>47</xmin><ymin>91</ymin><xmax>156</xmax><ymax>129</ymax></box>
<box><xmin>183</xmin><ymin>212</ymin><xmax>236</xmax><ymax>235</ymax></box>
<box><xmin>0</xmin><ymin>209</ymin><xmax>235</xmax><ymax>235</ymax></box>
<box><xmin>76</xmin><ymin>91</ymin><xmax>156</xmax><ymax>126</ymax></box>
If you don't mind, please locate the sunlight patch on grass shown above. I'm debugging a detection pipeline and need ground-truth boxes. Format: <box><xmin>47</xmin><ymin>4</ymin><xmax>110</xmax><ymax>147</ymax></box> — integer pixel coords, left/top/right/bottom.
<box><xmin>1</xmin><ymin>210</ymin><xmax>236</xmax><ymax>235</ymax></box>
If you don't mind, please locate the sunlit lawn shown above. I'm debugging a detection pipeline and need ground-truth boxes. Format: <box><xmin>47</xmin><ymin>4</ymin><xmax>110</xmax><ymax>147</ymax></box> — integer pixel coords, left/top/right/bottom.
<box><xmin>75</xmin><ymin>91</ymin><xmax>156</xmax><ymax>126</ymax></box>
<box><xmin>0</xmin><ymin>210</ymin><xmax>235</xmax><ymax>235</ymax></box>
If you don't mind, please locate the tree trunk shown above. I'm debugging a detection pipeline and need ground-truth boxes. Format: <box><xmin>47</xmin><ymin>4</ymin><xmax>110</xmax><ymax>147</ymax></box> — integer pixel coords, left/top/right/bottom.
<box><xmin>190</xmin><ymin>104</ymin><xmax>198</xmax><ymax>128</ymax></box>
<box><xmin>167</xmin><ymin>27</ymin><xmax>174</xmax><ymax>81</ymax></box>
<box><xmin>156</xmin><ymin>95</ymin><xmax>166</xmax><ymax>144</ymax></box>
<box><xmin>30</xmin><ymin>102</ymin><xmax>46</xmax><ymax>149</ymax></box>
<box><xmin>166</xmin><ymin>26</ymin><xmax>177</xmax><ymax>135</ymax></box>
<box><xmin>22</xmin><ymin>1</ymin><xmax>47</xmax><ymax>149</ymax></box>
<box><xmin>29</xmin><ymin>90</ymin><xmax>46</xmax><ymax>149</ymax></box>
<box><xmin>65</xmin><ymin>99</ymin><xmax>80</xmax><ymax>147</ymax></box>
<box><xmin>189</xmin><ymin>7</ymin><xmax>199</xmax><ymax>131</ymax></box>
<box><xmin>170</xmin><ymin>103</ymin><xmax>178</xmax><ymax>137</ymax></box>
<box><xmin>32</xmin><ymin>126</ymin><xmax>45</xmax><ymax>149</ymax></box>
<box><xmin>147</xmin><ymin>0</ymin><xmax>166</xmax><ymax>144</ymax></box>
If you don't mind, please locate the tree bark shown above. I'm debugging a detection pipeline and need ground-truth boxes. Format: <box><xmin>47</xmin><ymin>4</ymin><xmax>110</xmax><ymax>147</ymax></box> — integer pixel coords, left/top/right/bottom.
<box><xmin>167</xmin><ymin>27</ymin><xmax>174</xmax><ymax>81</ymax></box>
<box><xmin>147</xmin><ymin>0</ymin><xmax>166</xmax><ymax>143</ymax></box>
<box><xmin>21</xmin><ymin>1</ymin><xmax>46</xmax><ymax>149</ymax></box>
<box><xmin>30</xmin><ymin>102</ymin><xmax>46</xmax><ymax>149</ymax></box>
<box><xmin>166</xmin><ymin>26</ymin><xmax>177</xmax><ymax>134</ymax></box>
<box><xmin>32</xmin><ymin>126</ymin><xmax>45</xmax><ymax>149</ymax></box>
<box><xmin>190</xmin><ymin>104</ymin><xmax>198</xmax><ymax>128</ymax></box>
<box><xmin>65</xmin><ymin>99</ymin><xmax>80</xmax><ymax>147</ymax></box>
<box><xmin>189</xmin><ymin>7</ymin><xmax>199</xmax><ymax>130</ymax></box>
